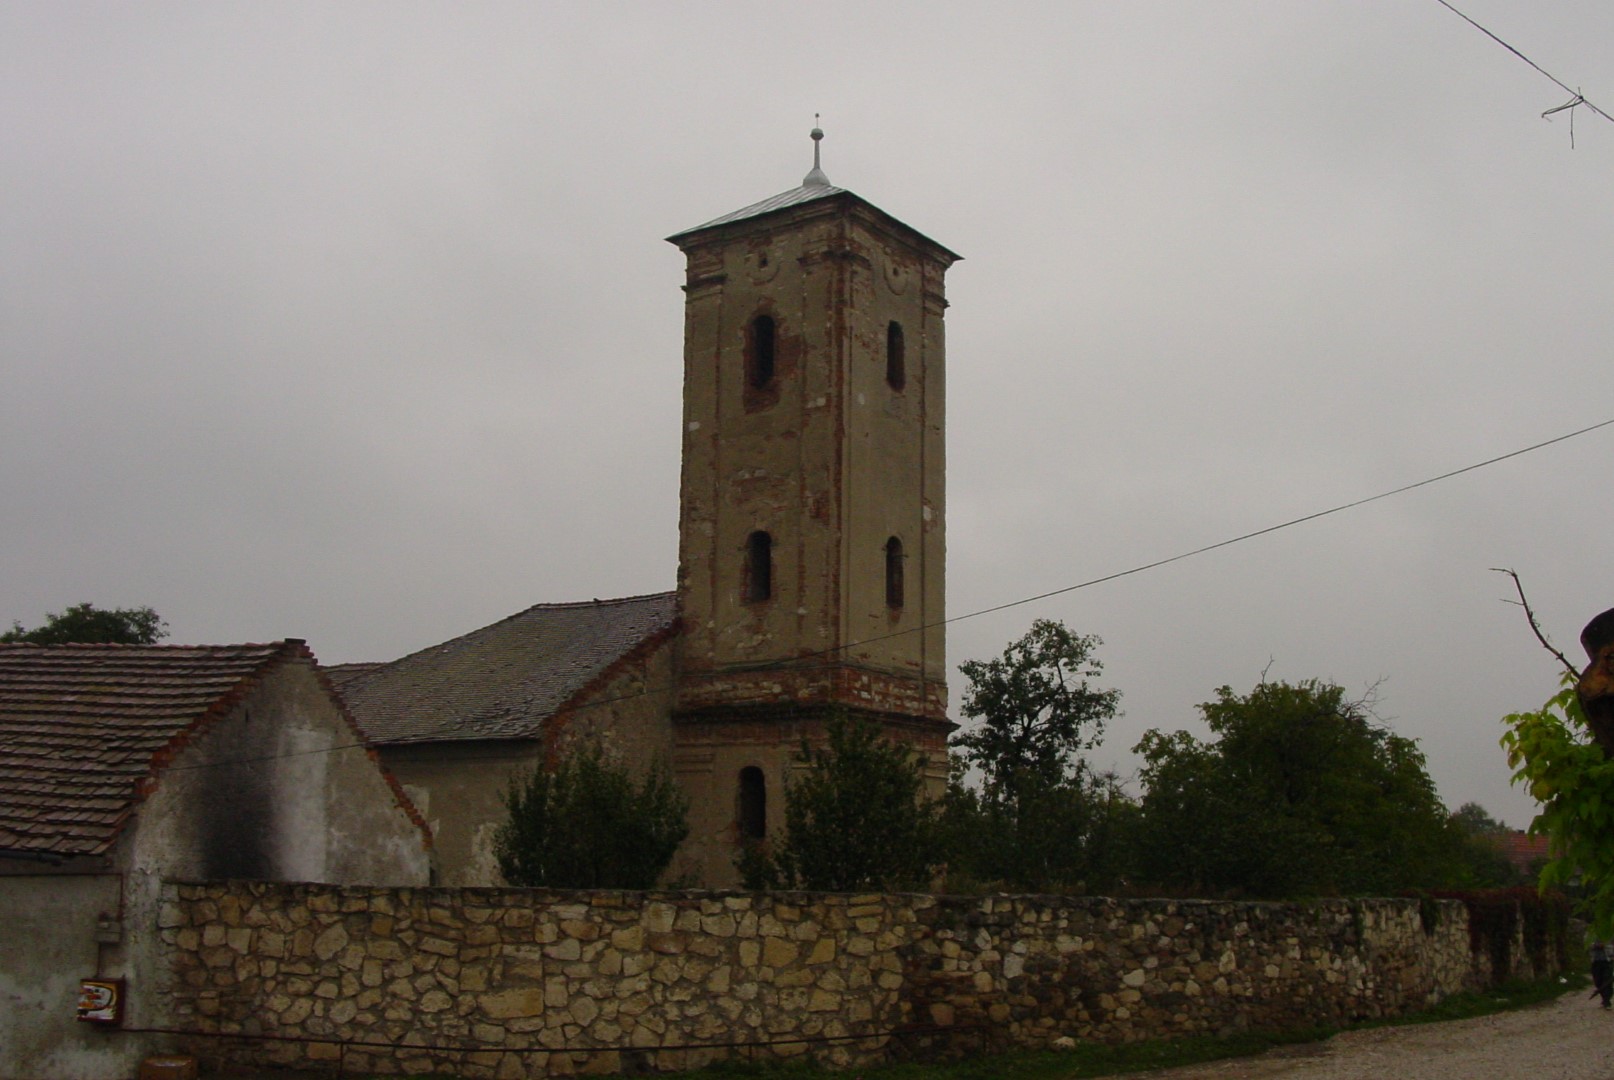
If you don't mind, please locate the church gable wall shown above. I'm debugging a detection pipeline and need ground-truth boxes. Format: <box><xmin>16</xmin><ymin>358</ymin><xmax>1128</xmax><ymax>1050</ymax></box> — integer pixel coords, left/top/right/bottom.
<box><xmin>382</xmin><ymin>634</ymin><xmax>677</xmax><ymax>887</ymax></box>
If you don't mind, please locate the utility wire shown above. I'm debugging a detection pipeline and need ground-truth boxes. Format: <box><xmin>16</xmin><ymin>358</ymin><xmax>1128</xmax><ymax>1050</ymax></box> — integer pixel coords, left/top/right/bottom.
<box><xmin>1433</xmin><ymin>0</ymin><xmax>1614</xmax><ymax>127</ymax></box>
<box><xmin>155</xmin><ymin>416</ymin><xmax>1614</xmax><ymax>775</ymax></box>
<box><xmin>948</xmin><ymin>417</ymin><xmax>1614</xmax><ymax>625</ymax></box>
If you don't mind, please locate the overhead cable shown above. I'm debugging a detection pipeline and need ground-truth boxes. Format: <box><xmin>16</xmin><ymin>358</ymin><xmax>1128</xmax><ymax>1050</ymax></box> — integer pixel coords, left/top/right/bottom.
<box><xmin>1433</xmin><ymin>0</ymin><xmax>1614</xmax><ymax>134</ymax></box>
<box><xmin>156</xmin><ymin>415</ymin><xmax>1614</xmax><ymax>774</ymax></box>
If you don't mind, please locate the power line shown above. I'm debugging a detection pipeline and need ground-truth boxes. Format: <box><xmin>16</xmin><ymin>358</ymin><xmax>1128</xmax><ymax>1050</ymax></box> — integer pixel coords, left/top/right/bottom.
<box><xmin>947</xmin><ymin>416</ymin><xmax>1614</xmax><ymax>625</ymax></box>
<box><xmin>1433</xmin><ymin>0</ymin><xmax>1614</xmax><ymax>130</ymax></box>
<box><xmin>156</xmin><ymin>415</ymin><xmax>1614</xmax><ymax>775</ymax></box>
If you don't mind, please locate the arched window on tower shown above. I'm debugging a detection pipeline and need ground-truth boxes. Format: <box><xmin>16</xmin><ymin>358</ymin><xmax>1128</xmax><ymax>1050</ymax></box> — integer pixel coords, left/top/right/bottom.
<box><xmin>745</xmin><ymin>530</ymin><xmax>773</xmax><ymax>604</ymax></box>
<box><xmin>886</xmin><ymin>321</ymin><xmax>906</xmax><ymax>391</ymax></box>
<box><xmin>738</xmin><ymin>766</ymin><xmax>767</xmax><ymax>841</ymax></box>
<box><xmin>748</xmin><ymin>314</ymin><xmax>777</xmax><ymax>388</ymax></box>
<box><xmin>885</xmin><ymin>536</ymin><xmax>904</xmax><ymax>609</ymax></box>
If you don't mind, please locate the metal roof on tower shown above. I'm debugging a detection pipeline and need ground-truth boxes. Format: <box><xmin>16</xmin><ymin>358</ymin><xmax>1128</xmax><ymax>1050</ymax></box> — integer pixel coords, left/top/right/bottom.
<box><xmin>668</xmin><ymin>123</ymin><xmax>844</xmax><ymax>238</ymax></box>
<box><xmin>669</xmin><ymin>181</ymin><xmax>849</xmax><ymax>239</ymax></box>
<box><xmin>666</xmin><ymin>123</ymin><xmax>960</xmax><ymax>261</ymax></box>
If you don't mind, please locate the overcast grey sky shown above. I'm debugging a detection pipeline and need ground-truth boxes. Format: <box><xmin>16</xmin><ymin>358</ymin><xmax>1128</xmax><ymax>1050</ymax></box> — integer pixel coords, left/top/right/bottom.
<box><xmin>5</xmin><ymin>1</ymin><xmax>1613</xmax><ymax>828</ymax></box>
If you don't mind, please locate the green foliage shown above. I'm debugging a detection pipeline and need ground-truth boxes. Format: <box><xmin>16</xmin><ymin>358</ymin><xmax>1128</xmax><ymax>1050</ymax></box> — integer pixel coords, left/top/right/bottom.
<box><xmin>1452</xmin><ymin>801</ymin><xmax>1508</xmax><ymax>835</ymax></box>
<box><xmin>1134</xmin><ymin>679</ymin><xmax>1467</xmax><ymax>897</ymax></box>
<box><xmin>494</xmin><ymin>745</ymin><xmax>688</xmax><ymax>890</ymax></box>
<box><xmin>953</xmin><ymin>619</ymin><xmax>1121</xmax><ymax>793</ymax></box>
<box><xmin>1447</xmin><ymin>802</ymin><xmax>1527</xmax><ymax>888</ymax></box>
<box><xmin>938</xmin><ymin>764</ymin><xmax>1137</xmax><ymax>893</ymax></box>
<box><xmin>2</xmin><ymin>602</ymin><xmax>166</xmax><ymax>645</ymax></box>
<box><xmin>747</xmin><ymin>715</ymin><xmax>938</xmax><ymax>893</ymax></box>
<box><xmin>1501</xmin><ymin>674</ymin><xmax>1614</xmax><ymax>937</ymax></box>
<box><xmin>946</xmin><ymin>620</ymin><xmax>1128</xmax><ymax>892</ymax></box>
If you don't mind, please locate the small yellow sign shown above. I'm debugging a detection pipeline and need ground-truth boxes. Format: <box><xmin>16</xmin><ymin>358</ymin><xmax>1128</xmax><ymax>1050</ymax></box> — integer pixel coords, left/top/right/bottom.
<box><xmin>77</xmin><ymin>978</ymin><xmax>122</xmax><ymax>1024</ymax></box>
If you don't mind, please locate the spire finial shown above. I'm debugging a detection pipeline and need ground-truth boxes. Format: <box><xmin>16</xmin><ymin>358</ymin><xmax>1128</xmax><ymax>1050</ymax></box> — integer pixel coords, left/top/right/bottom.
<box><xmin>803</xmin><ymin>115</ymin><xmax>830</xmax><ymax>187</ymax></box>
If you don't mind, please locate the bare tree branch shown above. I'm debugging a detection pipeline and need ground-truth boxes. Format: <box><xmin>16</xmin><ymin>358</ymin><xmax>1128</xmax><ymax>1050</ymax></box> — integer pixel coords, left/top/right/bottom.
<box><xmin>1492</xmin><ymin>567</ymin><xmax>1578</xmax><ymax>676</ymax></box>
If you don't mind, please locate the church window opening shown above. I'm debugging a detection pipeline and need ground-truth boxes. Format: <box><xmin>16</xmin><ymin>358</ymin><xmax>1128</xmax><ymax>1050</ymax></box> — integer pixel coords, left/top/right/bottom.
<box><xmin>745</xmin><ymin>530</ymin><xmax>773</xmax><ymax>604</ymax></box>
<box><xmin>885</xmin><ymin>536</ymin><xmax>904</xmax><ymax>609</ymax></box>
<box><xmin>748</xmin><ymin>314</ymin><xmax>777</xmax><ymax>388</ymax></box>
<box><xmin>738</xmin><ymin>766</ymin><xmax>767</xmax><ymax>841</ymax></box>
<box><xmin>886</xmin><ymin>321</ymin><xmax>906</xmax><ymax>391</ymax></box>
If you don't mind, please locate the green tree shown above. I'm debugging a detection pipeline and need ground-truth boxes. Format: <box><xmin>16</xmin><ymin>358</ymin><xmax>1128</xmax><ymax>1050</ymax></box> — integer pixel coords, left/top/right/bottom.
<box><xmin>1452</xmin><ymin>801</ymin><xmax>1509</xmax><ymax>835</ymax></box>
<box><xmin>746</xmin><ymin>715</ymin><xmax>938</xmax><ymax>892</ymax></box>
<box><xmin>938</xmin><ymin>763</ymin><xmax>1136</xmax><ymax>893</ymax></box>
<box><xmin>2</xmin><ymin>603</ymin><xmax>167</xmax><ymax>645</ymax></box>
<box><xmin>945</xmin><ymin>620</ymin><xmax>1128</xmax><ymax>891</ymax></box>
<box><xmin>494</xmin><ymin>745</ymin><xmax>688</xmax><ymax>889</ymax></box>
<box><xmin>1134</xmin><ymin>679</ymin><xmax>1466</xmax><ymax>897</ymax></box>
<box><xmin>1502</xmin><ymin>677</ymin><xmax>1614</xmax><ymax>934</ymax></box>
<box><xmin>1448</xmin><ymin>801</ymin><xmax>1526</xmax><ymax>888</ymax></box>
<box><xmin>954</xmin><ymin>619</ymin><xmax>1121</xmax><ymax>791</ymax></box>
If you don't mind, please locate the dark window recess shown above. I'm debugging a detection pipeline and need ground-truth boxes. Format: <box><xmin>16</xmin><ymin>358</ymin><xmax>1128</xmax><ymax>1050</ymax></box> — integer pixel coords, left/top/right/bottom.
<box><xmin>739</xmin><ymin>766</ymin><xmax>767</xmax><ymax>840</ymax></box>
<box><xmin>749</xmin><ymin>315</ymin><xmax>776</xmax><ymax>388</ymax></box>
<box><xmin>745</xmin><ymin>530</ymin><xmax>773</xmax><ymax>603</ymax></box>
<box><xmin>886</xmin><ymin>321</ymin><xmax>906</xmax><ymax>391</ymax></box>
<box><xmin>885</xmin><ymin>536</ymin><xmax>905</xmax><ymax>609</ymax></box>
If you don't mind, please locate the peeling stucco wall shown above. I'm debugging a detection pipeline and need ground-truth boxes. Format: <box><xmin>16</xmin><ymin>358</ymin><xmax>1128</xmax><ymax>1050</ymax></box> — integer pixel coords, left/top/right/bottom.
<box><xmin>131</xmin><ymin>658</ymin><xmax>431</xmax><ymax>887</ymax></box>
<box><xmin>0</xmin><ymin>869</ymin><xmax>159</xmax><ymax>1080</ymax></box>
<box><xmin>672</xmin><ymin>199</ymin><xmax>953</xmax><ymax>720</ymax></box>
<box><xmin>381</xmin><ymin>637</ymin><xmax>677</xmax><ymax>888</ymax></box>
<box><xmin>667</xmin><ymin>195</ymin><xmax>958</xmax><ymax>889</ymax></box>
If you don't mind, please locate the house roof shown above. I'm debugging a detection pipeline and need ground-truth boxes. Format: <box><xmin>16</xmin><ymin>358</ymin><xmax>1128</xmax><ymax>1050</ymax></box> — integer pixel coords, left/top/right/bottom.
<box><xmin>0</xmin><ymin>641</ymin><xmax>304</xmax><ymax>860</ymax></box>
<box><xmin>340</xmin><ymin>592</ymin><xmax>677</xmax><ymax>747</ymax></box>
<box><xmin>1497</xmin><ymin>830</ymin><xmax>1552</xmax><ymax>873</ymax></box>
<box><xmin>323</xmin><ymin>661</ymin><xmax>386</xmax><ymax>692</ymax></box>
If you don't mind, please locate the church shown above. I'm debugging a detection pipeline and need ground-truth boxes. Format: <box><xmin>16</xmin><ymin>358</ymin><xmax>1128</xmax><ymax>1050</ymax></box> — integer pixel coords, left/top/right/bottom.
<box><xmin>335</xmin><ymin>130</ymin><xmax>961</xmax><ymax>886</ymax></box>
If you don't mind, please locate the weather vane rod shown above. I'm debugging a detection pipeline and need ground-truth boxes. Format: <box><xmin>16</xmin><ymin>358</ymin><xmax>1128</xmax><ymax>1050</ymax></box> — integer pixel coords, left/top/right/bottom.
<box><xmin>804</xmin><ymin>114</ymin><xmax>830</xmax><ymax>187</ymax></box>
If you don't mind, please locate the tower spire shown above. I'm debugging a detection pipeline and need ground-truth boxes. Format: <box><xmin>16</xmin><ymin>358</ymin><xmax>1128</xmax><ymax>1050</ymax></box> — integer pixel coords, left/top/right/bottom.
<box><xmin>803</xmin><ymin>116</ymin><xmax>830</xmax><ymax>187</ymax></box>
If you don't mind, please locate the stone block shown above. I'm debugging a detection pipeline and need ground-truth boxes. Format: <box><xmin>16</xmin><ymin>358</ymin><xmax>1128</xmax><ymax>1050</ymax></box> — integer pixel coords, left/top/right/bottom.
<box><xmin>762</xmin><ymin>937</ymin><xmax>799</xmax><ymax>967</ymax></box>
<box><xmin>306</xmin><ymin>1041</ymin><xmax>341</xmax><ymax>1062</ymax></box>
<box><xmin>483</xmin><ymin>988</ymin><xmax>546</xmax><ymax>1019</ymax></box>
<box><xmin>643</xmin><ymin>903</ymin><xmax>676</xmax><ymax>933</ymax></box>
<box><xmin>808</xmin><ymin>989</ymin><xmax>841</xmax><ymax>1012</ymax></box>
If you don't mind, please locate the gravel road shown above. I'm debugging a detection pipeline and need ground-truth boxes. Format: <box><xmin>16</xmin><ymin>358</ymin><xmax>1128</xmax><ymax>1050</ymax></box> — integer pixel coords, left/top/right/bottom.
<box><xmin>1126</xmin><ymin>988</ymin><xmax>1614</xmax><ymax>1080</ymax></box>
<box><xmin>195</xmin><ymin>989</ymin><xmax>1612</xmax><ymax>1080</ymax></box>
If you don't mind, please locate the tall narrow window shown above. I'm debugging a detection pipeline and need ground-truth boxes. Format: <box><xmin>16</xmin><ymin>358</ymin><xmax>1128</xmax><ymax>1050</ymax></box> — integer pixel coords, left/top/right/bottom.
<box><xmin>885</xmin><ymin>536</ymin><xmax>904</xmax><ymax>609</ymax></box>
<box><xmin>745</xmin><ymin>530</ymin><xmax>773</xmax><ymax>604</ymax></box>
<box><xmin>738</xmin><ymin>766</ymin><xmax>767</xmax><ymax>841</ymax></box>
<box><xmin>886</xmin><ymin>320</ymin><xmax>906</xmax><ymax>391</ymax></box>
<box><xmin>749</xmin><ymin>314</ymin><xmax>776</xmax><ymax>388</ymax></box>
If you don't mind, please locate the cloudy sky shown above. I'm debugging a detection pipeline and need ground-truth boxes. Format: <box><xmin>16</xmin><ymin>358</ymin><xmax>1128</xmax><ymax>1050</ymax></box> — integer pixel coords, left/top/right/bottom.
<box><xmin>6</xmin><ymin>1</ymin><xmax>1613</xmax><ymax>828</ymax></box>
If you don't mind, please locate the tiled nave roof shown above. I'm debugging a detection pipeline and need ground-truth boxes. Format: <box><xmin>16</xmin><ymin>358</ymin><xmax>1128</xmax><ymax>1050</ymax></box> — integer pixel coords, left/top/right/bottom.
<box><xmin>340</xmin><ymin>592</ymin><xmax>676</xmax><ymax>746</ymax></box>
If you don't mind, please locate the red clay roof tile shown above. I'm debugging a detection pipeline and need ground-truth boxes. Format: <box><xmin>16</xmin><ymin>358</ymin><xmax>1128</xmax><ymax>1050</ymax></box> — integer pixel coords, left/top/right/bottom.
<box><xmin>0</xmin><ymin>642</ymin><xmax>296</xmax><ymax>859</ymax></box>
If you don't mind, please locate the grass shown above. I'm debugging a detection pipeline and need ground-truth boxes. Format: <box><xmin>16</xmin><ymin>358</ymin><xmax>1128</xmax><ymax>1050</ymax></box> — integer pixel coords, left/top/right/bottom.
<box><xmin>655</xmin><ymin>974</ymin><xmax>1587</xmax><ymax>1080</ymax></box>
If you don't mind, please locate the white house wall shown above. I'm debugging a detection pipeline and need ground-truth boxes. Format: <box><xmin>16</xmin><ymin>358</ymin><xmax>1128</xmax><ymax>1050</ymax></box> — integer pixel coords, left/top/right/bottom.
<box><xmin>130</xmin><ymin>659</ymin><xmax>431</xmax><ymax>888</ymax></box>
<box><xmin>0</xmin><ymin>869</ymin><xmax>162</xmax><ymax>1080</ymax></box>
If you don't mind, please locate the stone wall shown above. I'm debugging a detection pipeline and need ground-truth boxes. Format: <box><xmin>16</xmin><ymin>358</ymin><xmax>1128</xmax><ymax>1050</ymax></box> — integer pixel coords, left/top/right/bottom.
<box><xmin>898</xmin><ymin>895</ymin><xmax>1521</xmax><ymax>1057</ymax></box>
<box><xmin>157</xmin><ymin>883</ymin><xmax>1561</xmax><ymax>1078</ymax></box>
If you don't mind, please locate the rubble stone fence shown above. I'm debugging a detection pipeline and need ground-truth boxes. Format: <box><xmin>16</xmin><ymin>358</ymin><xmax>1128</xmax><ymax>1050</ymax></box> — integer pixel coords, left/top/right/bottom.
<box><xmin>155</xmin><ymin>882</ymin><xmax>1561</xmax><ymax>1077</ymax></box>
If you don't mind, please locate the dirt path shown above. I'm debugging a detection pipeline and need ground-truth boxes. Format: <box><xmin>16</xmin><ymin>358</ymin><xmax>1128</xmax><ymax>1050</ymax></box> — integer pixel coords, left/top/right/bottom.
<box><xmin>197</xmin><ymin>991</ymin><xmax>1611</xmax><ymax>1080</ymax></box>
<box><xmin>1126</xmin><ymin>989</ymin><xmax>1614</xmax><ymax>1080</ymax></box>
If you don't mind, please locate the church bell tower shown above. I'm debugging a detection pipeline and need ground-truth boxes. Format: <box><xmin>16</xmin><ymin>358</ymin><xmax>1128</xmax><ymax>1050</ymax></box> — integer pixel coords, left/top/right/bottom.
<box><xmin>667</xmin><ymin>129</ymin><xmax>959</xmax><ymax>881</ymax></box>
